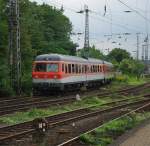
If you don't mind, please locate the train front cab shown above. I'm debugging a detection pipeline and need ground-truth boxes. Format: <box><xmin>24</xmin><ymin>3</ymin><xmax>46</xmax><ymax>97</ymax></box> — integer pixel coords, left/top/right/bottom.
<box><xmin>32</xmin><ymin>61</ymin><xmax>63</xmax><ymax>92</ymax></box>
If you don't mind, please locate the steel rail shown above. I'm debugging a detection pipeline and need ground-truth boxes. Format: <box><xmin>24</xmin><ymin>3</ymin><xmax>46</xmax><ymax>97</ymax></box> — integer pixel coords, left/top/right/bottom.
<box><xmin>0</xmin><ymin>96</ymin><xmax>150</xmax><ymax>144</ymax></box>
<box><xmin>58</xmin><ymin>102</ymin><xmax>150</xmax><ymax>146</ymax></box>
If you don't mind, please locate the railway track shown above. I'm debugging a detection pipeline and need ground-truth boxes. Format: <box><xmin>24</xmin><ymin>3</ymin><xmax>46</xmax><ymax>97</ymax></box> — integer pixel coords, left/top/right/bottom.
<box><xmin>58</xmin><ymin>102</ymin><xmax>150</xmax><ymax>146</ymax></box>
<box><xmin>0</xmin><ymin>82</ymin><xmax>149</xmax><ymax>116</ymax></box>
<box><xmin>97</xmin><ymin>82</ymin><xmax>150</xmax><ymax>97</ymax></box>
<box><xmin>0</xmin><ymin>97</ymin><xmax>75</xmax><ymax>116</ymax></box>
<box><xmin>0</xmin><ymin>95</ymin><xmax>150</xmax><ymax>145</ymax></box>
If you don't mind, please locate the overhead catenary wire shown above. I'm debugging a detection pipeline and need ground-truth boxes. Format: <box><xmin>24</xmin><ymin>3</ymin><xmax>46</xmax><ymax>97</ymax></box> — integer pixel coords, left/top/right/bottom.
<box><xmin>43</xmin><ymin>0</ymin><xmax>142</xmax><ymax>33</ymax></box>
<box><xmin>38</xmin><ymin>0</ymin><xmax>150</xmax><ymax>35</ymax></box>
<box><xmin>39</xmin><ymin>0</ymin><xmax>149</xmax><ymax>56</ymax></box>
<box><xmin>116</xmin><ymin>0</ymin><xmax>150</xmax><ymax>23</ymax></box>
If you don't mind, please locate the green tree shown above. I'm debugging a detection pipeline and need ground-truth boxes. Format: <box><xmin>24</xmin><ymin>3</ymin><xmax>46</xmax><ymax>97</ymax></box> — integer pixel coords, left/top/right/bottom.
<box><xmin>119</xmin><ymin>59</ymin><xmax>145</xmax><ymax>76</ymax></box>
<box><xmin>107</xmin><ymin>48</ymin><xmax>131</xmax><ymax>63</ymax></box>
<box><xmin>78</xmin><ymin>45</ymin><xmax>105</xmax><ymax>59</ymax></box>
<box><xmin>0</xmin><ymin>0</ymin><xmax>75</xmax><ymax>95</ymax></box>
<box><xmin>0</xmin><ymin>0</ymin><xmax>13</xmax><ymax>96</ymax></box>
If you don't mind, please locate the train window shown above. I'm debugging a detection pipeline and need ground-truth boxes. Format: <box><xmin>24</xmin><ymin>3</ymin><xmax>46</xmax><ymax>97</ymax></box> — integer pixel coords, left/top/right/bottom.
<box><xmin>79</xmin><ymin>65</ymin><xmax>81</xmax><ymax>73</ymax></box>
<box><xmin>102</xmin><ymin>66</ymin><xmax>104</xmax><ymax>72</ymax></box>
<box><xmin>81</xmin><ymin>64</ymin><xmax>85</xmax><ymax>73</ymax></box>
<box><xmin>68</xmin><ymin>64</ymin><xmax>71</xmax><ymax>73</ymax></box>
<box><xmin>85</xmin><ymin>65</ymin><xmax>90</xmax><ymax>73</ymax></box>
<box><xmin>100</xmin><ymin>66</ymin><xmax>102</xmax><ymax>72</ymax></box>
<box><xmin>90</xmin><ymin>66</ymin><xmax>92</xmax><ymax>73</ymax></box>
<box><xmin>85</xmin><ymin>65</ymin><xmax>87</xmax><ymax>73</ymax></box>
<box><xmin>93</xmin><ymin>65</ymin><xmax>95</xmax><ymax>72</ymax></box>
<box><xmin>72</xmin><ymin>64</ymin><xmax>75</xmax><ymax>73</ymax></box>
<box><xmin>98</xmin><ymin>65</ymin><xmax>99</xmax><ymax>72</ymax></box>
<box><xmin>82</xmin><ymin>65</ymin><xmax>84</xmax><ymax>73</ymax></box>
<box><xmin>47</xmin><ymin>63</ymin><xmax>58</xmax><ymax>72</ymax></box>
<box><xmin>65</xmin><ymin>64</ymin><xmax>68</xmax><ymax>73</ymax></box>
<box><xmin>75</xmin><ymin>64</ymin><xmax>78</xmax><ymax>73</ymax></box>
<box><xmin>62</xmin><ymin>64</ymin><xmax>64</xmax><ymax>72</ymax></box>
<box><xmin>35</xmin><ymin>63</ymin><xmax>46</xmax><ymax>72</ymax></box>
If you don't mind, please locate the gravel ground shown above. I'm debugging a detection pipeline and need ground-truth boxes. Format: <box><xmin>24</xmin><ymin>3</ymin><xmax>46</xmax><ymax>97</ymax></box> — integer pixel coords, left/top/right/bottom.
<box><xmin>0</xmin><ymin>123</ymin><xmax>8</xmax><ymax>128</ymax></box>
<box><xmin>110</xmin><ymin>119</ymin><xmax>150</xmax><ymax>146</ymax></box>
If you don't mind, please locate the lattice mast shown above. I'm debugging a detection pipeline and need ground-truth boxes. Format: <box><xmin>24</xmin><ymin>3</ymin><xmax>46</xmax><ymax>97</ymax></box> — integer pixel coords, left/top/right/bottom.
<box><xmin>136</xmin><ymin>33</ymin><xmax>140</xmax><ymax>60</ymax></box>
<box><xmin>142</xmin><ymin>35</ymin><xmax>149</xmax><ymax>61</ymax></box>
<box><xmin>8</xmin><ymin>0</ymin><xmax>21</xmax><ymax>95</ymax></box>
<box><xmin>145</xmin><ymin>35</ymin><xmax>149</xmax><ymax>61</ymax></box>
<box><xmin>84</xmin><ymin>5</ymin><xmax>90</xmax><ymax>58</ymax></box>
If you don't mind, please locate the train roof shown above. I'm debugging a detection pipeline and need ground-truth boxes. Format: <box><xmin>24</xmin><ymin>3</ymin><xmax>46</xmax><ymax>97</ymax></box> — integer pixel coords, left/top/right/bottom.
<box><xmin>35</xmin><ymin>54</ymin><xmax>113</xmax><ymax>66</ymax></box>
<box><xmin>35</xmin><ymin>54</ymin><xmax>87</xmax><ymax>63</ymax></box>
<box><xmin>88</xmin><ymin>58</ymin><xmax>103</xmax><ymax>64</ymax></box>
<box><xmin>104</xmin><ymin>61</ymin><xmax>113</xmax><ymax>66</ymax></box>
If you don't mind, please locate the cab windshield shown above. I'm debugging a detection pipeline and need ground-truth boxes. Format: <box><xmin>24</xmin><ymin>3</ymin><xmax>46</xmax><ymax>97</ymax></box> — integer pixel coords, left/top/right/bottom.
<box><xmin>47</xmin><ymin>63</ymin><xmax>58</xmax><ymax>72</ymax></box>
<box><xmin>35</xmin><ymin>63</ymin><xmax>46</xmax><ymax>72</ymax></box>
<box><xmin>35</xmin><ymin>63</ymin><xmax>58</xmax><ymax>72</ymax></box>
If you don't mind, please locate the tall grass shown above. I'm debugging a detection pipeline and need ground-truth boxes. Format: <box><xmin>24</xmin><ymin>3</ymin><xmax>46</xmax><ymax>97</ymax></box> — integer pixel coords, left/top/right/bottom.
<box><xmin>80</xmin><ymin>112</ymin><xmax>150</xmax><ymax>146</ymax></box>
<box><xmin>115</xmin><ymin>74</ymin><xmax>146</xmax><ymax>85</ymax></box>
<box><xmin>0</xmin><ymin>97</ymin><xmax>111</xmax><ymax>125</ymax></box>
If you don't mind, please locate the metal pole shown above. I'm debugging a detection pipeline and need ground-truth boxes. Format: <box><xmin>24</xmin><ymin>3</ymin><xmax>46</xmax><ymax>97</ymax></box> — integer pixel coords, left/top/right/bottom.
<box><xmin>8</xmin><ymin>0</ymin><xmax>21</xmax><ymax>95</ymax></box>
<box><xmin>142</xmin><ymin>45</ymin><xmax>145</xmax><ymax>61</ymax></box>
<box><xmin>136</xmin><ymin>33</ymin><xmax>140</xmax><ymax>60</ymax></box>
<box><xmin>145</xmin><ymin>35</ymin><xmax>149</xmax><ymax>61</ymax></box>
<box><xmin>84</xmin><ymin>5</ymin><xmax>90</xmax><ymax>58</ymax></box>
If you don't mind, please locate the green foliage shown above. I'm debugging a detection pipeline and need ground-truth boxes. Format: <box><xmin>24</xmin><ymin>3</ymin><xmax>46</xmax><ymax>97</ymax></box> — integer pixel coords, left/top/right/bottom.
<box><xmin>107</xmin><ymin>48</ymin><xmax>131</xmax><ymax>63</ymax></box>
<box><xmin>80</xmin><ymin>113</ymin><xmax>150</xmax><ymax>146</ymax></box>
<box><xmin>0</xmin><ymin>97</ymin><xmax>112</xmax><ymax>124</ymax></box>
<box><xmin>119</xmin><ymin>59</ymin><xmax>145</xmax><ymax>76</ymax></box>
<box><xmin>115</xmin><ymin>74</ymin><xmax>146</xmax><ymax>85</ymax></box>
<box><xmin>78</xmin><ymin>45</ymin><xmax>105</xmax><ymax>59</ymax></box>
<box><xmin>0</xmin><ymin>107</ymin><xmax>69</xmax><ymax>124</ymax></box>
<box><xmin>0</xmin><ymin>0</ymin><xmax>13</xmax><ymax>96</ymax></box>
<box><xmin>0</xmin><ymin>0</ymin><xmax>75</xmax><ymax>95</ymax></box>
<box><xmin>107</xmin><ymin>48</ymin><xmax>145</xmax><ymax>76</ymax></box>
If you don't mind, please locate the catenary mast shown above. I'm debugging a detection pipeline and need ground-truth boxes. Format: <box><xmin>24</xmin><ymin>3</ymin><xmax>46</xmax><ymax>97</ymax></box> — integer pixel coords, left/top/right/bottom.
<box><xmin>8</xmin><ymin>0</ymin><xmax>21</xmax><ymax>95</ymax></box>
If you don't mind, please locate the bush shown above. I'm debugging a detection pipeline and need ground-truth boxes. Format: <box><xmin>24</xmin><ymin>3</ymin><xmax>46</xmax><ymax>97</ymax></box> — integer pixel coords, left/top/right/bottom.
<box><xmin>115</xmin><ymin>74</ymin><xmax>146</xmax><ymax>85</ymax></box>
<box><xmin>119</xmin><ymin>59</ymin><xmax>145</xmax><ymax>76</ymax></box>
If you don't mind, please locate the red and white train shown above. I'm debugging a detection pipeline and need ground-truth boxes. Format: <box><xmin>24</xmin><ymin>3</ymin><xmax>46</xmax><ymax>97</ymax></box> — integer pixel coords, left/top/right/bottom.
<box><xmin>32</xmin><ymin>54</ymin><xmax>114</xmax><ymax>92</ymax></box>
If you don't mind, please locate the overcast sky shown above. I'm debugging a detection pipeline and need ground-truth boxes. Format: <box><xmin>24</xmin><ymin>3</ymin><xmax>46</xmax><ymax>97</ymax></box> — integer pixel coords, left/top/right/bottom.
<box><xmin>30</xmin><ymin>0</ymin><xmax>150</xmax><ymax>58</ymax></box>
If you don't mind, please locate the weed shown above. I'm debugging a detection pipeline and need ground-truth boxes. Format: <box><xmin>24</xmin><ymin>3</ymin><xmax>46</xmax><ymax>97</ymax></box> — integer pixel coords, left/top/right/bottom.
<box><xmin>80</xmin><ymin>112</ymin><xmax>150</xmax><ymax>146</ymax></box>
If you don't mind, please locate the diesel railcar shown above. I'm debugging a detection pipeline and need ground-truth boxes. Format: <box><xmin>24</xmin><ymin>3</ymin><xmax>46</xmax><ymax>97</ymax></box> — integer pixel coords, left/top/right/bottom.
<box><xmin>32</xmin><ymin>54</ymin><xmax>114</xmax><ymax>92</ymax></box>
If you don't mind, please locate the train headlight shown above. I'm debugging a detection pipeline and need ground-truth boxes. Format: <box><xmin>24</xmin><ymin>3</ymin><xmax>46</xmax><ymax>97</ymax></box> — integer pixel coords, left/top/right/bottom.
<box><xmin>35</xmin><ymin>75</ymin><xmax>39</xmax><ymax>78</ymax></box>
<box><xmin>54</xmin><ymin>75</ymin><xmax>57</xmax><ymax>79</ymax></box>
